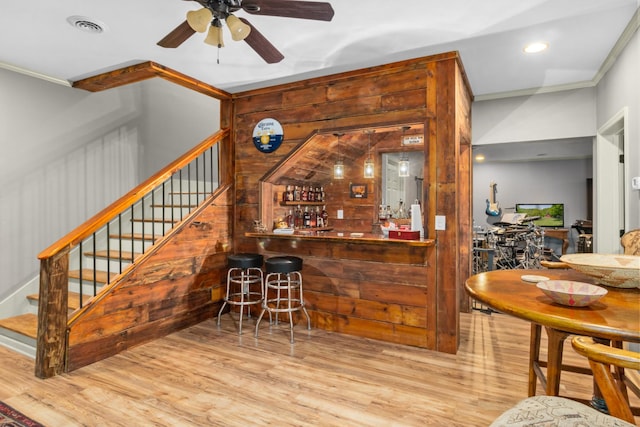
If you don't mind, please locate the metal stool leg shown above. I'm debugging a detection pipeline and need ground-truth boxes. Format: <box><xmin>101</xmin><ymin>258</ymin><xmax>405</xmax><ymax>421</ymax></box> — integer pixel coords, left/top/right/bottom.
<box><xmin>219</xmin><ymin>266</ymin><xmax>263</xmax><ymax>334</ymax></box>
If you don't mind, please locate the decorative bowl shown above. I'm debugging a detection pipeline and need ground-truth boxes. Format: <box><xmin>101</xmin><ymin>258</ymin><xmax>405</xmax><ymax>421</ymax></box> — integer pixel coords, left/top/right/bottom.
<box><xmin>560</xmin><ymin>253</ymin><xmax>640</xmax><ymax>289</ymax></box>
<box><xmin>536</xmin><ymin>280</ymin><xmax>608</xmax><ymax>307</ymax></box>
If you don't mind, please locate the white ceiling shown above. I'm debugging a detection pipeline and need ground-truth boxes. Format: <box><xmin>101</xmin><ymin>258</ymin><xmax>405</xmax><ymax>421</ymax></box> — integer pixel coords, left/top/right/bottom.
<box><xmin>0</xmin><ymin>0</ymin><xmax>637</xmax><ymax>99</ymax></box>
<box><xmin>0</xmin><ymin>1</ymin><xmax>637</xmax><ymax>163</ymax></box>
<box><xmin>472</xmin><ymin>137</ymin><xmax>594</xmax><ymax>163</ymax></box>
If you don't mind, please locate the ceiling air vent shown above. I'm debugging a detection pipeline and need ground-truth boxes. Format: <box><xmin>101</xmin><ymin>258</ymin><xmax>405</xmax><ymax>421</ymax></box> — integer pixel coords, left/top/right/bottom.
<box><xmin>66</xmin><ymin>16</ymin><xmax>106</xmax><ymax>34</ymax></box>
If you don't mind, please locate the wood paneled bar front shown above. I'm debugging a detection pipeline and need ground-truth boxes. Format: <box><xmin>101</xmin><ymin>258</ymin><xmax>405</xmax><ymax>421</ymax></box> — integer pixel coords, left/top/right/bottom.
<box><xmin>246</xmin><ymin>232</ymin><xmax>436</xmax><ymax>348</ymax></box>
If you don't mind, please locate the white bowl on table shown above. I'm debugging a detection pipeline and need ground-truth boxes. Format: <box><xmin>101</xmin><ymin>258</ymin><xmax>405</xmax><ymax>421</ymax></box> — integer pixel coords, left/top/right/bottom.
<box><xmin>536</xmin><ymin>280</ymin><xmax>608</xmax><ymax>307</ymax></box>
<box><xmin>560</xmin><ymin>253</ymin><xmax>640</xmax><ymax>289</ymax></box>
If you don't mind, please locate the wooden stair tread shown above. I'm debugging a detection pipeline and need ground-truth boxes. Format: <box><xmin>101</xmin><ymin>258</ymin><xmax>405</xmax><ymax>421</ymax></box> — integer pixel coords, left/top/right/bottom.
<box><xmin>109</xmin><ymin>233</ymin><xmax>159</xmax><ymax>241</ymax></box>
<box><xmin>0</xmin><ymin>313</ymin><xmax>37</xmax><ymax>339</ymax></box>
<box><xmin>27</xmin><ymin>291</ymin><xmax>93</xmax><ymax>311</ymax></box>
<box><xmin>69</xmin><ymin>269</ymin><xmax>116</xmax><ymax>283</ymax></box>
<box><xmin>83</xmin><ymin>250</ymin><xmax>138</xmax><ymax>261</ymax></box>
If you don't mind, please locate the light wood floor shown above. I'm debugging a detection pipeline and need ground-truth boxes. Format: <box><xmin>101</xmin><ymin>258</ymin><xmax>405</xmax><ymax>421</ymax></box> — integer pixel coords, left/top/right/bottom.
<box><xmin>0</xmin><ymin>311</ymin><xmax>637</xmax><ymax>426</ymax></box>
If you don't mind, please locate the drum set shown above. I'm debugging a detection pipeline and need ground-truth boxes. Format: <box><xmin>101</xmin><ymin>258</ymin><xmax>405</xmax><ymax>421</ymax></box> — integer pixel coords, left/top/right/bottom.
<box><xmin>473</xmin><ymin>216</ymin><xmax>549</xmax><ymax>274</ymax></box>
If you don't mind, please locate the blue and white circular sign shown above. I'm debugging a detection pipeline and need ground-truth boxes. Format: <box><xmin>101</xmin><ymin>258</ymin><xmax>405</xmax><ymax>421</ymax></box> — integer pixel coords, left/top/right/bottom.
<box><xmin>252</xmin><ymin>118</ymin><xmax>284</xmax><ymax>153</ymax></box>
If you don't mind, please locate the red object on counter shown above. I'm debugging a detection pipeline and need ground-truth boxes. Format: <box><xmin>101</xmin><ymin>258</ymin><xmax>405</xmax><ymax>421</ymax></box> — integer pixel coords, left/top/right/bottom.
<box><xmin>388</xmin><ymin>230</ymin><xmax>420</xmax><ymax>240</ymax></box>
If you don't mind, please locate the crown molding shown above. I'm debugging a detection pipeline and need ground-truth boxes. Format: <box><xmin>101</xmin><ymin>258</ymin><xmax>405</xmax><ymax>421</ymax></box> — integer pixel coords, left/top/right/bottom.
<box><xmin>475</xmin><ymin>6</ymin><xmax>640</xmax><ymax>102</ymax></box>
<box><xmin>0</xmin><ymin>62</ymin><xmax>71</xmax><ymax>87</ymax></box>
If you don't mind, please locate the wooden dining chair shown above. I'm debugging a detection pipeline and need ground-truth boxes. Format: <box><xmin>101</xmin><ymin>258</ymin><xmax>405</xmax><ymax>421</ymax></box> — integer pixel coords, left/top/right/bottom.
<box><xmin>491</xmin><ymin>336</ymin><xmax>640</xmax><ymax>426</ymax></box>
<box><xmin>572</xmin><ymin>336</ymin><xmax>640</xmax><ymax>425</ymax></box>
<box><xmin>621</xmin><ymin>229</ymin><xmax>640</xmax><ymax>255</ymax></box>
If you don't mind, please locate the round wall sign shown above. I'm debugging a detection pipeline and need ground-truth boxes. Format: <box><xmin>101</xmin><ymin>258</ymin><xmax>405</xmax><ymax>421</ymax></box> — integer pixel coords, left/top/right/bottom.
<box><xmin>252</xmin><ymin>118</ymin><xmax>284</xmax><ymax>153</ymax></box>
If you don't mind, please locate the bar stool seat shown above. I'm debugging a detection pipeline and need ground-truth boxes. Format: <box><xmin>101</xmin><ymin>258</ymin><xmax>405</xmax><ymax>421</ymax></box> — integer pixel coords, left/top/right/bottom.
<box><xmin>255</xmin><ymin>256</ymin><xmax>311</xmax><ymax>343</ymax></box>
<box><xmin>217</xmin><ymin>253</ymin><xmax>264</xmax><ymax>334</ymax></box>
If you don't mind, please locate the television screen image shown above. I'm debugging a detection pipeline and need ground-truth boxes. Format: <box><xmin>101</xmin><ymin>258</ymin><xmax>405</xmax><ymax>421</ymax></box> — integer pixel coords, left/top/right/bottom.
<box><xmin>515</xmin><ymin>203</ymin><xmax>564</xmax><ymax>228</ymax></box>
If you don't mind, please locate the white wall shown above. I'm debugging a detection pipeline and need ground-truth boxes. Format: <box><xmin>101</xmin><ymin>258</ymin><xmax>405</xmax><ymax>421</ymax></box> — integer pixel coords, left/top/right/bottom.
<box><xmin>473</xmin><ymin>158</ymin><xmax>592</xmax><ymax>253</ymax></box>
<box><xmin>0</xmin><ymin>70</ymin><xmax>220</xmax><ymax>300</ymax></box>
<box><xmin>472</xmin><ymin>88</ymin><xmax>597</xmax><ymax>146</ymax></box>
<box><xmin>596</xmin><ymin>27</ymin><xmax>640</xmax><ymax>230</ymax></box>
<box><xmin>471</xmin><ymin>25</ymin><xmax>640</xmax><ymax>243</ymax></box>
<box><xmin>139</xmin><ymin>79</ymin><xmax>220</xmax><ymax>181</ymax></box>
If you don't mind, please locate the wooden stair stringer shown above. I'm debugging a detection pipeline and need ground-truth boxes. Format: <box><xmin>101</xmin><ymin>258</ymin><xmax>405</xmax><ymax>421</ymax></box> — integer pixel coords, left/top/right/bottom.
<box><xmin>65</xmin><ymin>210</ymin><xmax>196</xmax><ymax>327</ymax></box>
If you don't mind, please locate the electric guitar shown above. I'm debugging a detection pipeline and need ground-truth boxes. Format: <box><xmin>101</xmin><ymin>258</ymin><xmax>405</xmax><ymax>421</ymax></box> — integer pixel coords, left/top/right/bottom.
<box><xmin>485</xmin><ymin>181</ymin><xmax>502</xmax><ymax>217</ymax></box>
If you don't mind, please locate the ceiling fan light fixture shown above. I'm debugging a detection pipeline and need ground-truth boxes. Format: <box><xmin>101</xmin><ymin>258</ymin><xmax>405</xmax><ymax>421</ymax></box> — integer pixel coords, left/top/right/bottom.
<box><xmin>226</xmin><ymin>14</ymin><xmax>251</xmax><ymax>41</ymax></box>
<box><xmin>187</xmin><ymin>8</ymin><xmax>213</xmax><ymax>33</ymax></box>
<box><xmin>204</xmin><ymin>21</ymin><xmax>224</xmax><ymax>47</ymax></box>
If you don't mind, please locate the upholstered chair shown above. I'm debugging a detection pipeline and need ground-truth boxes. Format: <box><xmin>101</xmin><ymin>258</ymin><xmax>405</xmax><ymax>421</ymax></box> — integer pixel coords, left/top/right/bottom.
<box><xmin>491</xmin><ymin>336</ymin><xmax>639</xmax><ymax>426</ymax></box>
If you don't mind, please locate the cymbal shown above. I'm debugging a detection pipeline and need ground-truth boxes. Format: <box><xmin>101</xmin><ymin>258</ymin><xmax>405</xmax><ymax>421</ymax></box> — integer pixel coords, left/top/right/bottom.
<box><xmin>521</xmin><ymin>216</ymin><xmax>541</xmax><ymax>222</ymax></box>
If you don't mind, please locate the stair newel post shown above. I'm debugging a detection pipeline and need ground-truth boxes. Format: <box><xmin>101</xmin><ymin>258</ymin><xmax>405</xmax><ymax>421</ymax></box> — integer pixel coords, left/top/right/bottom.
<box><xmin>35</xmin><ymin>247</ymin><xmax>70</xmax><ymax>378</ymax></box>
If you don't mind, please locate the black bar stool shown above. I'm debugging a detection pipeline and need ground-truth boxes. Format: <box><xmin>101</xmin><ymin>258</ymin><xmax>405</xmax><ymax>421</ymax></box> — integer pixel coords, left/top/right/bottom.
<box><xmin>255</xmin><ymin>256</ymin><xmax>311</xmax><ymax>343</ymax></box>
<box><xmin>217</xmin><ymin>253</ymin><xmax>264</xmax><ymax>334</ymax></box>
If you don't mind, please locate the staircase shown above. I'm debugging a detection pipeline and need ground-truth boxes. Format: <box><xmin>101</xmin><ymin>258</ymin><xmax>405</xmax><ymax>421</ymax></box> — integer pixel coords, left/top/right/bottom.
<box><xmin>0</xmin><ymin>184</ymin><xmax>211</xmax><ymax>358</ymax></box>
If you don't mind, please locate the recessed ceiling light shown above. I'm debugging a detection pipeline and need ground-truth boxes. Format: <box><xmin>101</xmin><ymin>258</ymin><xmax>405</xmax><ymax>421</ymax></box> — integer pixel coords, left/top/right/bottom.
<box><xmin>67</xmin><ymin>16</ymin><xmax>106</xmax><ymax>34</ymax></box>
<box><xmin>524</xmin><ymin>42</ymin><xmax>548</xmax><ymax>54</ymax></box>
<box><xmin>475</xmin><ymin>154</ymin><xmax>485</xmax><ymax>162</ymax></box>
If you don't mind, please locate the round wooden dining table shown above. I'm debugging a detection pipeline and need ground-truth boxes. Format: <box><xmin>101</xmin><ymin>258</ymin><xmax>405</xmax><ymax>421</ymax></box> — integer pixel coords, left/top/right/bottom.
<box><xmin>465</xmin><ymin>268</ymin><xmax>640</xmax><ymax>399</ymax></box>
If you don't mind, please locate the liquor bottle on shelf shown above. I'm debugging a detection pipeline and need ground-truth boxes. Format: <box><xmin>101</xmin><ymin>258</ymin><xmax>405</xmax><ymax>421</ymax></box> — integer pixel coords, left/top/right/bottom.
<box><xmin>308</xmin><ymin>186</ymin><xmax>315</xmax><ymax>202</ymax></box>
<box><xmin>320</xmin><ymin>186</ymin><xmax>325</xmax><ymax>202</ymax></box>
<box><xmin>303</xmin><ymin>206</ymin><xmax>311</xmax><ymax>228</ymax></box>
<box><xmin>321</xmin><ymin>205</ymin><xmax>328</xmax><ymax>227</ymax></box>
<box><xmin>294</xmin><ymin>186</ymin><xmax>301</xmax><ymax>202</ymax></box>
<box><xmin>301</xmin><ymin>185</ymin><xmax>308</xmax><ymax>201</ymax></box>
<box><xmin>310</xmin><ymin>206</ymin><xmax>317</xmax><ymax>228</ymax></box>
<box><xmin>294</xmin><ymin>205</ymin><xmax>302</xmax><ymax>229</ymax></box>
<box><xmin>284</xmin><ymin>185</ymin><xmax>294</xmax><ymax>202</ymax></box>
<box><xmin>378</xmin><ymin>204</ymin><xmax>387</xmax><ymax>221</ymax></box>
<box><xmin>286</xmin><ymin>209</ymin><xmax>294</xmax><ymax>228</ymax></box>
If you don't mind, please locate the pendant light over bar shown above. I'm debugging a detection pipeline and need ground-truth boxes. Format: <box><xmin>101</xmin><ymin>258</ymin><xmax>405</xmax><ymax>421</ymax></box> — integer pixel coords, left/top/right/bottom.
<box><xmin>363</xmin><ymin>130</ymin><xmax>375</xmax><ymax>179</ymax></box>
<box><xmin>398</xmin><ymin>126</ymin><xmax>411</xmax><ymax>177</ymax></box>
<box><xmin>333</xmin><ymin>133</ymin><xmax>345</xmax><ymax>180</ymax></box>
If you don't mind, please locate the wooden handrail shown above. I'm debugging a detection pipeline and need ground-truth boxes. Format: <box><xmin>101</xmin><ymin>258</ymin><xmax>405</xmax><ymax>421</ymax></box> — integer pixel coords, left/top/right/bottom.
<box><xmin>38</xmin><ymin>128</ymin><xmax>230</xmax><ymax>260</ymax></box>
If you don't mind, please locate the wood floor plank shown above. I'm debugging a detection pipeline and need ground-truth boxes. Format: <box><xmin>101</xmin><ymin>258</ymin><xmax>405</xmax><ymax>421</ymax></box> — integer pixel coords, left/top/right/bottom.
<box><xmin>0</xmin><ymin>311</ymin><xmax>637</xmax><ymax>426</ymax></box>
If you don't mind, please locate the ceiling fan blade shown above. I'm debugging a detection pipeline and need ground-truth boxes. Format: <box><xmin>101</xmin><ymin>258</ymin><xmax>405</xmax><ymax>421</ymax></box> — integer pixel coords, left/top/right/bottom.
<box><xmin>240</xmin><ymin>18</ymin><xmax>284</xmax><ymax>64</ymax></box>
<box><xmin>157</xmin><ymin>20</ymin><xmax>196</xmax><ymax>48</ymax></box>
<box><xmin>242</xmin><ymin>0</ymin><xmax>335</xmax><ymax>21</ymax></box>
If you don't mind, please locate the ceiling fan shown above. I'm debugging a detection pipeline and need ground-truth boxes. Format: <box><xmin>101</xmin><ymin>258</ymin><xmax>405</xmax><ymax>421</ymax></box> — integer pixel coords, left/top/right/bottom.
<box><xmin>158</xmin><ymin>0</ymin><xmax>335</xmax><ymax>64</ymax></box>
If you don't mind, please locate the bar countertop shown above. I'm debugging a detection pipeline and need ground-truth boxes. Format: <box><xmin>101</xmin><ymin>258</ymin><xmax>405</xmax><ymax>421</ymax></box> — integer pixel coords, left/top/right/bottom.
<box><xmin>245</xmin><ymin>230</ymin><xmax>435</xmax><ymax>247</ymax></box>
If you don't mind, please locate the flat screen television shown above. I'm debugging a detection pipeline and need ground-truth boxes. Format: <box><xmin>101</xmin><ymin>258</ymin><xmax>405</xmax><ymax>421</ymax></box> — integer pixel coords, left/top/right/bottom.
<box><xmin>515</xmin><ymin>203</ymin><xmax>564</xmax><ymax>228</ymax></box>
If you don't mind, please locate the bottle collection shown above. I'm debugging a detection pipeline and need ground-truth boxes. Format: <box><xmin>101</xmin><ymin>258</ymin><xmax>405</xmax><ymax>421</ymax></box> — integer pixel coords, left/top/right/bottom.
<box><xmin>284</xmin><ymin>205</ymin><xmax>329</xmax><ymax>229</ymax></box>
<box><xmin>378</xmin><ymin>199</ymin><xmax>410</xmax><ymax>221</ymax></box>
<box><xmin>282</xmin><ymin>184</ymin><xmax>325</xmax><ymax>203</ymax></box>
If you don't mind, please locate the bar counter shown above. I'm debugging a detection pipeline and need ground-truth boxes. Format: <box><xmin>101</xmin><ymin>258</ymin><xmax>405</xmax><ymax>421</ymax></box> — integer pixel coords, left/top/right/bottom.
<box><xmin>244</xmin><ymin>229</ymin><xmax>437</xmax><ymax>349</ymax></box>
<box><xmin>245</xmin><ymin>230</ymin><xmax>434</xmax><ymax>247</ymax></box>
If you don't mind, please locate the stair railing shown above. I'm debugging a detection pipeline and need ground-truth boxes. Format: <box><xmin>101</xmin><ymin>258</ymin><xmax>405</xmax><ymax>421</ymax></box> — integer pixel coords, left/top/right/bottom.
<box><xmin>35</xmin><ymin>128</ymin><xmax>229</xmax><ymax>377</ymax></box>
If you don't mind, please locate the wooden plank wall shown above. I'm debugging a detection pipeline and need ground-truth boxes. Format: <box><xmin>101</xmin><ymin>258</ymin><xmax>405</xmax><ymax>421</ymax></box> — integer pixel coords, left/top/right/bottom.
<box><xmin>65</xmin><ymin>188</ymin><xmax>234</xmax><ymax>371</ymax></box>
<box><xmin>232</xmin><ymin>53</ymin><xmax>472</xmax><ymax>353</ymax></box>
